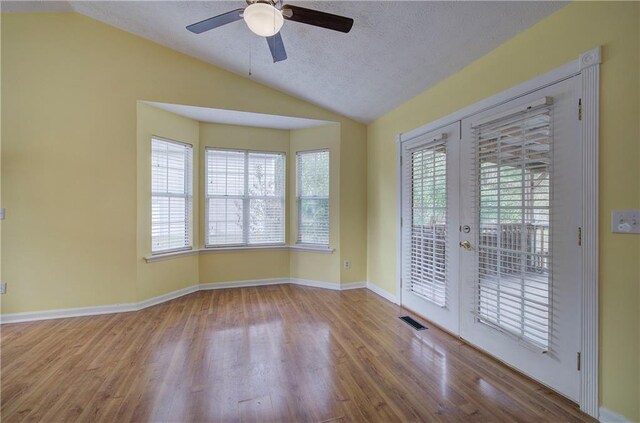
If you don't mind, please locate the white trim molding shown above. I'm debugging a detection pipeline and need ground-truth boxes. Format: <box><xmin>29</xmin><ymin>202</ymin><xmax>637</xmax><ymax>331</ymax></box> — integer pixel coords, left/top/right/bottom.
<box><xmin>579</xmin><ymin>46</ymin><xmax>601</xmax><ymax>419</ymax></box>
<box><xmin>200</xmin><ymin>245</ymin><xmax>289</xmax><ymax>254</ymax></box>
<box><xmin>396</xmin><ymin>47</ymin><xmax>601</xmax><ymax>418</ymax></box>
<box><xmin>200</xmin><ymin>278</ymin><xmax>289</xmax><ymax>291</ymax></box>
<box><xmin>289</xmin><ymin>245</ymin><xmax>336</xmax><ymax>254</ymax></box>
<box><xmin>367</xmin><ymin>282</ymin><xmax>399</xmax><ymax>304</ymax></box>
<box><xmin>0</xmin><ymin>284</ymin><xmax>199</xmax><ymax>324</ymax></box>
<box><xmin>579</xmin><ymin>47</ymin><xmax>601</xmax><ymax>71</ymax></box>
<box><xmin>341</xmin><ymin>281</ymin><xmax>367</xmax><ymax>290</ymax></box>
<box><xmin>290</xmin><ymin>278</ymin><xmax>365</xmax><ymax>291</ymax></box>
<box><xmin>599</xmin><ymin>407</ymin><xmax>632</xmax><ymax>423</ymax></box>
<box><xmin>145</xmin><ymin>245</ymin><xmax>334</xmax><ymax>262</ymax></box>
<box><xmin>137</xmin><ymin>285</ymin><xmax>200</xmax><ymax>310</ymax></box>
<box><xmin>1</xmin><ymin>278</ymin><xmax>371</xmax><ymax>324</ymax></box>
<box><xmin>0</xmin><ymin>303</ymin><xmax>139</xmax><ymax>324</ymax></box>
<box><xmin>396</xmin><ymin>135</ymin><xmax>404</xmax><ymax>307</ymax></box>
<box><xmin>145</xmin><ymin>249</ymin><xmax>200</xmax><ymax>262</ymax></box>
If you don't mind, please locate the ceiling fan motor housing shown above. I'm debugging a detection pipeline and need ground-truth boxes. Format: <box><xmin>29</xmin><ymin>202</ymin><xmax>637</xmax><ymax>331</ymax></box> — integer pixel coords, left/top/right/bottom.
<box><xmin>243</xmin><ymin>1</ymin><xmax>284</xmax><ymax>37</ymax></box>
<box><xmin>186</xmin><ymin>2</ymin><xmax>353</xmax><ymax>62</ymax></box>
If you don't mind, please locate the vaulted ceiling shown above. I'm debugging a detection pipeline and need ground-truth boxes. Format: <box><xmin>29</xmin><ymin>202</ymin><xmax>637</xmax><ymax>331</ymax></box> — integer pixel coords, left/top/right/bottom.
<box><xmin>3</xmin><ymin>1</ymin><xmax>566</xmax><ymax>123</ymax></box>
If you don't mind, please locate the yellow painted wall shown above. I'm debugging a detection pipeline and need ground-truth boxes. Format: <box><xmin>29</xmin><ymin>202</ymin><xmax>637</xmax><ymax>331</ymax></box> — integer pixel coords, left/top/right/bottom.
<box><xmin>366</xmin><ymin>2</ymin><xmax>639</xmax><ymax>419</ymax></box>
<box><xmin>136</xmin><ymin>103</ymin><xmax>200</xmax><ymax>301</ymax></box>
<box><xmin>1</xmin><ymin>12</ymin><xmax>366</xmax><ymax>314</ymax></box>
<box><xmin>198</xmin><ymin>123</ymin><xmax>291</xmax><ymax>283</ymax></box>
<box><xmin>289</xmin><ymin>125</ymin><xmax>342</xmax><ymax>283</ymax></box>
<box><xmin>199</xmin><ymin>250</ymin><xmax>290</xmax><ymax>283</ymax></box>
<box><xmin>339</xmin><ymin>122</ymin><xmax>367</xmax><ymax>283</ymax></box>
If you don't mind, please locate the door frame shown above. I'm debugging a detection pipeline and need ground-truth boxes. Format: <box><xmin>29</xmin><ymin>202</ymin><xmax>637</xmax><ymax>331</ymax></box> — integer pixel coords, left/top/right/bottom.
<box><xmin>395</xmin><ymin>47</ymin><xmax>600</xmax><ymax>418</ymax></box>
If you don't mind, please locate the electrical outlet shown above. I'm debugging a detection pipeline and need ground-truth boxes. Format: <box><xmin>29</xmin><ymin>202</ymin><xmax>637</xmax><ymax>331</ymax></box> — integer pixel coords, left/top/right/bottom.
<box><xmin>344</xmin><ymin>260</ymin><xmax>351</xmax><ymax>270</ymax></box>
<box><xmin>0</xmin><ymin>283</ymin><xmax>7</xmax><ymax>295</ymax></box>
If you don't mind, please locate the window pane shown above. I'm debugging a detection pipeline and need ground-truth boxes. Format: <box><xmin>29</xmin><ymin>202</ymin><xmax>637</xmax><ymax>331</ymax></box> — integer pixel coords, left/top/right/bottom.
<box><xmin>298</xmin><ymin>151</ymin><xmax>329</xmax><ymax>197</ymax></box>
<box><xmin>207</xmin><ymin>198</ymin><xmax>244</xmax><ymax>245</ymax></box>
<box><xmin>297</xmin><ymin>150</ymin><xmax>329</xmax><ymax>245</ymax></box>
<box><xmin>151</xmin><ymin>138</ymin><xmax>192</xmax><ymax>254</ymax></box>
<box><xmin>249</xmin><ymin>199</ymin><xmax>285</xmax><ymax>244</ymax></box>
<box><xmin>205</xmin><ymin>149</ymin><xmax>286</xmax><ymax>246</ymax></box>
<box><xmin>207</xmin><ymin>150</ymin><xmax>245</xmax><ymax>196</ymax></box>
<box><xmin>476</xmin><ymin>106</ymin><xmax>552</xmax><ymax>349</ymax></box>
<box><xmin>298</xmin><ymin>198</ymin><xmax>329</xmax><ymax>245</ymax></box>
<box><xmin>248</xmin><ymin>152</ymin><xmax>285</xmax><ymax>197</ymax></box>
<box><xmin>409</xmin><ymin>143</ymin><xmax>447</xmax><ymax>307</ymax></box>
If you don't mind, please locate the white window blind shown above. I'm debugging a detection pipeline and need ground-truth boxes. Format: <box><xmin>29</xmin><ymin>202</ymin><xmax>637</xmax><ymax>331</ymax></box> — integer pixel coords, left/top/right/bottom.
<box><xmin>151</xmin><ymin>137</ymin><xmax>193</xmax><ymax>254</ymax></box>
<box><xmin>297</xmin><ymin>150</ymin><xmax>329</xmax><ymax>246</ymax></box>
<box><xmin>405</xmin><ymin>140</ymin><xmax>448</xmax><ymax>307</ymax></box>
<box><xmin>206</xmin><ymin>149</ymin><xmax>285</xmax><ymax>247</ymax></box>
<box><xmin>473</xmin><ymin>100</ymin><xmax>553</xmax><ymax>349</ymax></box>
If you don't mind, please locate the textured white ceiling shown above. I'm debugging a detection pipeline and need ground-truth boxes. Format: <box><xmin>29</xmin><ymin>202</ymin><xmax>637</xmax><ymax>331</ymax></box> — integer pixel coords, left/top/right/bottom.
<box><xmin>4</xmin><ymin>1</ymin><xmax>566</xmax><ymax>123</ymax></box>
<box><xmin>2</xmin><ymin>1</ymin><xmax>73</xmax><ymax>12</ymax></box>
<box><xmin>145</xmin><ymin>101</ymin><xmax>335</xmax><ymax>129</ymax></box>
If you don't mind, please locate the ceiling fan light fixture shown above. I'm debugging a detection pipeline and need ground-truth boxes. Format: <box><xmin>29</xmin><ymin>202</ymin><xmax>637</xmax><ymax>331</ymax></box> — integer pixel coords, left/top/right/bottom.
<box><xmin>243</xmin><ymin>2</ymin><xmax>284</xmax><ymax>37</ymax></box>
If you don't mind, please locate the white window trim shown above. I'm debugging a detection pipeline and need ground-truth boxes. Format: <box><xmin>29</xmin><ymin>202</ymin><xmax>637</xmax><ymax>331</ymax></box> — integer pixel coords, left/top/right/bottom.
<box><xmin>151</xmin><ymin>136</ymin><xmax>193</xmax><ymax>255</ymax></box>
<box><xmin>144</xmin><ymin>245</ymin><xmax>335</xmax><ymax>263</ymax></box>
<box><xmin>396</xmin><ymin>47</ymin><xmax>601</xmax><ymax>418</ymax></box>
<box><xmin>296</xmin><ymin>149</ymin><xmax>330</xmax><ymax>247</ymax></box>
<box><xmin>204</xmin><ymin>147</ymin><xmax>286</xmax><ymax>248</ymax></box>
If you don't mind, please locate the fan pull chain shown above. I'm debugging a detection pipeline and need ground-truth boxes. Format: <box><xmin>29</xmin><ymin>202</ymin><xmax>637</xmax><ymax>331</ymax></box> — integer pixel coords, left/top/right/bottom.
<box><xmin>248</xmin><ymin>37</ymin><xmax>252</xmax><ymax>76</ymax></box>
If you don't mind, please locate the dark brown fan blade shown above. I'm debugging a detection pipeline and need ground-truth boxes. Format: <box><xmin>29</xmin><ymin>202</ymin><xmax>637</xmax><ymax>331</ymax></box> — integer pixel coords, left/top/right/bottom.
<box><xmin>281</xmin><ymin>4</ymin><xmax>353</xmax><ymax>33</ymax></box>
<box><xmin>186</xmin><ymin>8</ymin><xmax>244</xmax><ymax>34</ymax></box>
<box><xmin>266</xmin><ymin>32</ymin><xmax>287</xmax><ymax>63</ymax></box>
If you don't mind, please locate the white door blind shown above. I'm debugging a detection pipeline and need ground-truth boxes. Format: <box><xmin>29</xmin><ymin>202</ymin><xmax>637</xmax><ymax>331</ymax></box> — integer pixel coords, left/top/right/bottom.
<box><xmin>473</xmin><ymin>101</ymin><xmax>553</xmax><ymax>349</ymax></box>
<box><xmin>151</xmin><ymin>137</ymin><xmax>193</xmax><ymax>254</ymax></box>
<box><xmin>406</xmin><ymin>140</ymin><xmax>448</xmax><ymax>307</ymax></box>
<box><xmin>297</xmin><ymin>150</ymin><xmax>329</xmax><ymax>246</ymax></box>
<box><xmin>206</xmin><ymin>149</ymin><xmax>285</xmax><ymax>246</ymax></box>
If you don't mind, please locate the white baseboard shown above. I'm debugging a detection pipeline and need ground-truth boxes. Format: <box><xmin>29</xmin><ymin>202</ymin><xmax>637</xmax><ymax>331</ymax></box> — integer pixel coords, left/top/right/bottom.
<box><xmin>290</xmin><ymin>278</ymin><xmax>341</xmax><ymax>290</ymax></box>
<box><xmin>341</xmin><ymin>281</ymin><xmax>367</xmax><ymax>290</ymax></box>
<box><xmin>137</xmin><ymin>285</ymin><xmax>200</xmax><ymax>310</ymax></box>
<box><xmin>0</xmin><ymin>302</ymin><xmax>138</xmax><ymax>324</ymax></box>
<box><xmin>289</xmin><ymin>279</ymin><xmax>366</xmax><ymax>291</ymax></box>
<box><xmin>200</xmin><ymin>278</ymin><xmax>289</xmax><ymax>291</ymax></box>
<box><xmin>366</xmin><ymin>281</ymin><xmax>399</xmax><ymax>304</ymax></box>
<box><xmin>599</xmin><ymin>407</ymin><xmax>632</xmax><ymax>423</ymax></box>
<box><xmin>1</xmin><ymin>278</ymin><xmax>369</xmax><ymax>324</ymax></box>
<box><xmin>0</xmin><ymin>284</ymin><xmax>202</xmax><ymax>324</ymax></box>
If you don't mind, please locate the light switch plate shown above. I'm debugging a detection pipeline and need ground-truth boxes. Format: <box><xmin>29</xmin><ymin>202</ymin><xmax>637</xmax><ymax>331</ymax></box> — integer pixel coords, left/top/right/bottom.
<box><xmin>611</xmin><ymin>210</ymin><xmax>640</xmax><ymax>234</ymax></box>
<box><xmin>0</xmin><ymin>208</ymin><xmax>4</xmax><ymax>220</ymax></box>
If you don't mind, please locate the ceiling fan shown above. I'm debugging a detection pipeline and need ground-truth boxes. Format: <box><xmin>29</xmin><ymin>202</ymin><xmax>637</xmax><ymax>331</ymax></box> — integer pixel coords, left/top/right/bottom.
<box><xmin>186</xmin><ymin>0</ymin><xmax>354</xmax><ymax>63</ymax></box>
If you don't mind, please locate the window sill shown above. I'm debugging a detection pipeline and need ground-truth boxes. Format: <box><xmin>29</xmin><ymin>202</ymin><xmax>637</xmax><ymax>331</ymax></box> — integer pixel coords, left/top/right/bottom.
<box><xmin>201</xmin><ymin>245</ymin><xmax>289</xmax><ymax>254</ymax></box>
<box><xmin>145</xmin><ymin>249</ymin><xmax>199</xmax><ymax>263</ymax></box>
<box><xmin>289</xmin><ymin>245</ymin><xmax>335</xmax><ymax>254</ymax></box>
<box><xmin>144</xmin><ymin>245</ymin><xmax>334</xmax><ymax>263</ymax></box>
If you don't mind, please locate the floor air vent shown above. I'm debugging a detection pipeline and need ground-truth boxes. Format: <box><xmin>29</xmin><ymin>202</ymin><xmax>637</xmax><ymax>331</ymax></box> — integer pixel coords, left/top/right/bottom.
<box><xmin>400</xmin><ymin>316</ymin><xmax>427</xmax><ymax>330</ymax></box>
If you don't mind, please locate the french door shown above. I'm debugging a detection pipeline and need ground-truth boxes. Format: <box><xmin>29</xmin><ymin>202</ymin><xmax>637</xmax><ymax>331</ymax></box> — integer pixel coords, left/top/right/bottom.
<box><xmin>401</xmin><ymin>122</ymin><xmax>460</xmax><ymax>335</ymax></box>
<box><xmin>401</xmin><ymin>76</ymin><xmax>582</xmax><ymax>401</ymax></box>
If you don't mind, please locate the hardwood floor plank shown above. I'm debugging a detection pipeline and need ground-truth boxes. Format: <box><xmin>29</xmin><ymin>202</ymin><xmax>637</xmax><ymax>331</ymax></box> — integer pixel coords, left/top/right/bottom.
<box><xmin>1</xmin><ymin>285</ymin><xmax>595</xmax><ymax>422</ymax></box>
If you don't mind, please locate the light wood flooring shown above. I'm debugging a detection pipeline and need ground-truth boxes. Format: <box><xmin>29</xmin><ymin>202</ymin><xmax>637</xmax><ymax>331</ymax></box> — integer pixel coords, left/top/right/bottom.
<box><xmin>1</xmin><ymin>285</ymin><xmax>594</xmax><ymax>422</ymax></box>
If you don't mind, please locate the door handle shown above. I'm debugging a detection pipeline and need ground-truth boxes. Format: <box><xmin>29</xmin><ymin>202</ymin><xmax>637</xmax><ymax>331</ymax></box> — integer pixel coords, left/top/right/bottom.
<box><xmin>459</xmin><ymin>240</ymin><xmax>472</xmax><ymax>250</ymax></box>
